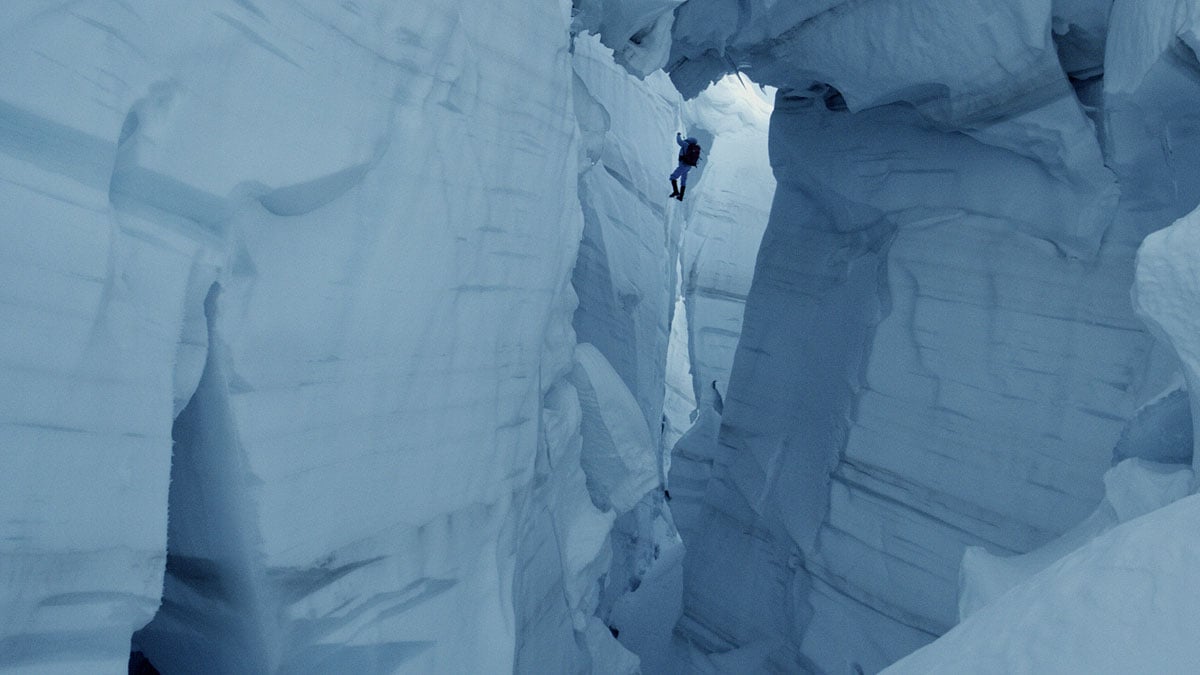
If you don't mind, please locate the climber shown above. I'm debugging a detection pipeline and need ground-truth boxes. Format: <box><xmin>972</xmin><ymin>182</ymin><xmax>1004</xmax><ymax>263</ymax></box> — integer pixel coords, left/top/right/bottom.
<box><xmin>669</xmin><ymin>132</ymin><xmax>701</xmax><ymax>201</ymax></box>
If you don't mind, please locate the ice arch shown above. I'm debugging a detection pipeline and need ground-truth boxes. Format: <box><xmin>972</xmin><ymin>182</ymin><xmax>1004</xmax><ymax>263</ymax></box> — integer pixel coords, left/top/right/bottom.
<box><xmin>646</xmin><ymin>0</ymin><xmax>1200</xmax><ymax>672</ymax></box>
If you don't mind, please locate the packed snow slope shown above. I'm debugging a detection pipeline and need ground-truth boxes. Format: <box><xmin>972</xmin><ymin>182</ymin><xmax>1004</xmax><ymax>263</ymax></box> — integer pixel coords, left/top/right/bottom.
<box><xmin>1</xmin><ymin>2</ymin><xmax>680</xmax><ymax>673</ymax></box>
<box><xmin>889</xmin><ymin>491</ymin><xmax>1200</xmax><ymax>674</ymax></box>
<box><xmin>645</xmin><ymin>0</ymin><xmax>1200</xmax><ymax>671</ymax></box>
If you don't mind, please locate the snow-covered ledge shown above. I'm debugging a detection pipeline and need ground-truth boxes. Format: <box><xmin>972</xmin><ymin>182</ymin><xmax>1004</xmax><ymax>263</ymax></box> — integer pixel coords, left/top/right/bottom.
<box><xmin>1132</xmin><ymin>207</ymin><xmax>1200</xmax><ymax>477</ymax></box>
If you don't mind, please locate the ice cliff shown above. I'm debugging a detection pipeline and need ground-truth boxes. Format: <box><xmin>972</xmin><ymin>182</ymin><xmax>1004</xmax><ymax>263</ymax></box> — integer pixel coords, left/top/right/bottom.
<box><xmin>0</xmin><ymin>3</ymin><xmax>678</xmax><ymax>673</ymax></box>
<box><xmin>662</xmin><ymin>0</ymin><xmax>1200</xmax><ymax>672</ymax></box>
<box><xmin>9</xmin><ymin>0</ymin><xmax>1200</xmax><ymax>672</ymax></box>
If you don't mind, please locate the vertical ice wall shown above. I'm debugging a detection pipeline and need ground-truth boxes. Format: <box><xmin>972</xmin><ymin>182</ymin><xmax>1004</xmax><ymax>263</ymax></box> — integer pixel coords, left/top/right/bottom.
<box><xmin>659</xmin><ymin>75</ymin><xmax>775</xmax><ymax>604</ymax></box>
<box><xmin>1</xmin><ymin>4</ymin><xmax>226</xmax><ymax>671</ymax></box>
<box><xmin>542</xmin><ymin>33</ymin><xmax>688</xmax><ymax>671</ymax></box>
<box><xmin>0</xmin><ymin>1</ymin><xmax>669</xmax><ymax>672</ymax></box>
<box><xmin>662</xmin><ymin>75</ymin><xmax>774</xmax><ymax>450</ymax></box>
<box><xmin>666</xmin><ymin>0</ymin><xmax>1200</xmax><ymax>671</ymax></box>
<box><xmin>1110</xmin><ymin>0</ymin><xmax>1200</xmax><ymax>474</ymax></box>
<box><xmin>893</xmin><ymin>44</ymin><xmax>1200</xmax><ymax>657</ymax></box>
<box><xmin>572</xmin><ymin>34</ymin><xmax>683</xmax><ymax>446</ymax></box>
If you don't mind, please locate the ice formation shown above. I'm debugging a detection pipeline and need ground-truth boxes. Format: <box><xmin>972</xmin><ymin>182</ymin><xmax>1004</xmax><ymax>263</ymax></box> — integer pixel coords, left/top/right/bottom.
<box><xmin>958</xmin><ymin>457</ymin><xmax>1193</xmax><ymax>620</ymax></box>
<box><xmin>0</xmin><ymin>3</ymin><xmax>674</xmax><ymax>673</ymax></box>
<box><xmin>895</xmin><ymin>156</ymin><xmax>1200</xmax><ymax>668</ymax></box>
<box><xmin>9</xmin><ymin>0</ymin><xmax>1200</xmax><ymax>672</ymax></box>
<box><xmin>1134</xmin><ymin>207</ymin><xmax>1200</xmax><ymax>474</ymax></box>
<box><xmin>889</xmin><ymin>492</ymin><xmax>1200</xmax><ymax>674</ymax></box>
<box><xmin>665</xmin><ymin>0</ymin><xmax>1200</xmax><ymax>672</ymax></box>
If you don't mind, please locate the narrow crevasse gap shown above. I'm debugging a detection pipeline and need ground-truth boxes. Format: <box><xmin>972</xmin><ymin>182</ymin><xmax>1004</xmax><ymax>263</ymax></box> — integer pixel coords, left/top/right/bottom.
<box><xmin>657</xmin><ymin>73</ymin><xmax>778</xmax><ymax>674</ymax></box>
<box><xmin>539</xmin><ymin>34</ymin><xmax>783</xmax><ymax>673</ymax></box>
<box><xmin>509</xmin><ymin>30</ymin><xmax>694</xmax><ymax>674</ymax></box>
<box><xmin>552</xmin><ymin>32</ymin><xmax>688</xmax><ymax>673</ymax></box>
<box><xmin>661</xmin><ymin>257</ymin><xmax>696</xmax><ymax>468</ymax></box>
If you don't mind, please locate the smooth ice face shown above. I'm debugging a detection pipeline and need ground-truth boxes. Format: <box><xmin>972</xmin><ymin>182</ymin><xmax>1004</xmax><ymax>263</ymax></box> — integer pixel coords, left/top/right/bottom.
<box><xmin>572</xmin><ymin>344</ymin><xmax>661</xmax><ymax>513</ymax></box>
<box><xmin>0</xmin><ymin>171</ymin><xmax>215</xmax><ymax>673</ymax></box>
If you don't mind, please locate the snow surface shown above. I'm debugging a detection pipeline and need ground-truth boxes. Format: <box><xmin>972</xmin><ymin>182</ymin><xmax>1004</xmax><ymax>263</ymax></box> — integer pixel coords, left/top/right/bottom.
<box><xmin>958</xmin><ymin>458</ymin><xmax>1193</xmax><ymax>620</ymax></box>
<box><xmin>889</xmin><ymin>492</ymin><xmax>1200</xmax><ymax>674</ymax></box>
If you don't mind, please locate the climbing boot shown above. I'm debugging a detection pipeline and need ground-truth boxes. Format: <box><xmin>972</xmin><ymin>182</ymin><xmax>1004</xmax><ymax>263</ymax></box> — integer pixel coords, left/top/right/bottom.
<box><xmin>669</xmin><ymin>179</ymin><xmax>680</xmax><ymax>198</ymax></box>
<box><xmin>677</xmin><ymin>185</ymin><xmax>685</xmax><ymax>201</ymax></box>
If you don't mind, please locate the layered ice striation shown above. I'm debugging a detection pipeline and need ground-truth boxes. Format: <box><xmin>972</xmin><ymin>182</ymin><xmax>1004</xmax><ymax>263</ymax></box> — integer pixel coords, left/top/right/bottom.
<box><xmin>666</xmin><ymin>0</ymin><xmax>1200</xmax><ymax>671</ymax></box>
<box><xmin>11</xmin><ymin>0</ymin><xmax>1200</xmax><ymax>672</ymax></box>
<box><xmin>957</xmin><ymin>457</ymin><xmax>1193</xmax><ymax>621</ymax></box>
<box><xmin>878</xmin><ymin>2</ymin><xmax>1200</xmax><ymax>654</ymax></box>
<box><xmin>1</xmin><ymin>2</ymin><xmax>674</xmax><ymax>673</ymax></box>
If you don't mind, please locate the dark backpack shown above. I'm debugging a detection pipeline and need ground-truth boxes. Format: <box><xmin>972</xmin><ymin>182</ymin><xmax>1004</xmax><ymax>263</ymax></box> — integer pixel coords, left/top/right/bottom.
<box><xmin>681</xmin><ymin>141</ymin><xmax>701</xmax><ymax>166</ymax></box>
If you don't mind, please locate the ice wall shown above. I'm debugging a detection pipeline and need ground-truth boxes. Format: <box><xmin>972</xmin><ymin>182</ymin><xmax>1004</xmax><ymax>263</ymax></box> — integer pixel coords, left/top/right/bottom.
<box><xmin>572</xmin><ymin>34</ymin><xmax>683</xmax><ymax>451</ymax></box>
<box><xmin>659</xmin><ymin>74</ymin><xmax>774</xmax><ymax>585</ymax></box>
<box><xmin>0</xmin><ymin>1</ymin><xmax>667</xmax><ymax>672</ymax></box>
<box><xmin>1134</xmin><ymin>212</ymin><xmax>1200</xmax><ymax>474</ymax></box>
<box><xmin>664</xmin><ymin>75</ymin><xmax>774</xmax><ymax>445</ymax></box>
<box><xmin>958</xmin><ymin>457</ymin><xmax>1193</xmax><ymax>620</ymax></box>
<box><xmin>667</xmin><ymin>0</ymin><xmax>1200</xmax><ymax>671</ymax></box>
<box><xmin>897</xmin><ymin>142</ymin><xmax>1200</xmax><ymax>672</ymax></box>
<box><xmin>564</xmin><ymin>34</ymin><xmax>694</xmax><ymax>671</ymax></box>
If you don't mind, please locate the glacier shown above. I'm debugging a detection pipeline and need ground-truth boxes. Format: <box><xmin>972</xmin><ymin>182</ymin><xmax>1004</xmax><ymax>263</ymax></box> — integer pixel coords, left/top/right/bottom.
<box><xmin>664</xmin><ymin>0</ymin><xmax>1200</xmax><ymax>672</ymax></box>
<box><xmin>1</xmin><ymin>2</ymin><xmax>674</xmax><ymax>672</ymax></box>
<box><xmin>7</xmin><ymin>0</ymin><xmax>1200</xmax><ymax>673</ymax></box>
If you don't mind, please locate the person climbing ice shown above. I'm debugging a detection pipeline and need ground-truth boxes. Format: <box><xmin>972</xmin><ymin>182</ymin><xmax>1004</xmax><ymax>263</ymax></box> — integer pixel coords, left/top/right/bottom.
<box><xmin>669</xmin><ymin>132</ymin><xmax>701</xmax><ymax>201</ymax></box>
